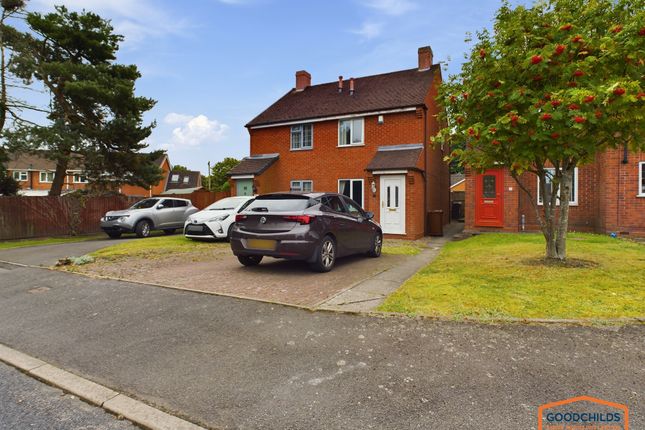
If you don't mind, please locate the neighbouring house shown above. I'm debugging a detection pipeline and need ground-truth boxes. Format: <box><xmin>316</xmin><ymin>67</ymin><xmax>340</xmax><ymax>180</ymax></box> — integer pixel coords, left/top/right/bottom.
<box><xmin>160</xmin><ymin>169</ymin><xmax>203</xmax><ymax>195</ymax></box>
<box><xmin>228</xmin><ymin>46</ymin><xmax>450</xmax><ymax>239</ymax></box>
<box><xmin>464</xmin><ymin>149</ymin><xmax>645</xmax><ymax>237</ymax></box>
<box><xmin>450</xmin><ymin>173</ymin><xmax>465</xmax><ymax>221</ymax></box>
<box><xmin>5</xmin><ymin>151</ymin><xmax>171</xmax><ymax>197</ymax></box>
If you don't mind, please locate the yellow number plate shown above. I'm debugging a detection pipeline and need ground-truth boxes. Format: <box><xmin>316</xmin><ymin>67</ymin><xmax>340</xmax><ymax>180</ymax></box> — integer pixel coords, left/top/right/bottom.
<box><xmin>247</xmin><ymin>239</ymin><xmax>277</xmax><ymax>251</ymax></box>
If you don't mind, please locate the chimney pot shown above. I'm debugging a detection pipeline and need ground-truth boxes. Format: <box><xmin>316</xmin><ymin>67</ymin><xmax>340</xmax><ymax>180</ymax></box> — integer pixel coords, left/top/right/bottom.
<box><xmin>349</xmin><ymin>77</ymin><xmax>355</xmax><ymax>95</ymax></box>
<box><xmin>295</xmin><ymin>70</ymin><xmax>311</xmax><ymax>91</ymax></box>
<box><xmin>418</xmin><ymin>46</ymin><xmax>433</xmax><ymax>71</ymax></box>
<box><xmin>338</xmin><ymin>75</ymin><xmax>343</xmax><ymax>93</ymax></box>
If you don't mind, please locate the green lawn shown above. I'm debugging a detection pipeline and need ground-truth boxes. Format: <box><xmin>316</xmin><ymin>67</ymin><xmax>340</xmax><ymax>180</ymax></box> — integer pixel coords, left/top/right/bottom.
<box><xmin>0</xmin><ymin>234</ymin><xmax>104</xmax><ymax>251</ymax></box>
<box><xmin>382</xmin><ymin>241</ymin><xmax>425</xmax><ymax>256</ymax></box>
<box><xmin>379</xmin><ymin>233</ymin><xmax>645</xmax><ymax>321</ymax></box>
<box><xmin>90</xmin><ymin>234</ymin><xmax>227</xmax><ymax>261</ymax></box>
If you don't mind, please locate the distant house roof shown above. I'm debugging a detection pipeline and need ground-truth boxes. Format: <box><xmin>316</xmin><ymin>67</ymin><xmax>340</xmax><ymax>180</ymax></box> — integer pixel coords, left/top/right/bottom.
<box><xmin>165</xmin><ymin>170</ymin><xmax>202</xmax><ymax>192</ymax></box>
<box><xmin>246</xmin><ymin>66</ymin><xmax>439</xmax><ymax>128</ymax></box>
<box><xmin>451</xmin><ymin>173</ymin><xmax>465</xmax><ymax>188</ymax></box>
<box><xmin>228</xmin><ymin>154</ymin><xmax>279</xmax><ymax>176</ymax></box>
<box><xmin>366</xmin><ymin>144</ymin><xmax>423</xmax><ymax>172</ymax></box>
<box><xmin>6</xmin><ymin>151</ymin><xmax>84</xmax><ymax>171</ymax></box>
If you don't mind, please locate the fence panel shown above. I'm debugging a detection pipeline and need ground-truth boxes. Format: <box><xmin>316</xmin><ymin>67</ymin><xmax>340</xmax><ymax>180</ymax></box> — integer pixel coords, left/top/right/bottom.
<box><xmin>0</xmin><ymin>195</ymin><xmax>139</xmax><ymax>240</ymax></box>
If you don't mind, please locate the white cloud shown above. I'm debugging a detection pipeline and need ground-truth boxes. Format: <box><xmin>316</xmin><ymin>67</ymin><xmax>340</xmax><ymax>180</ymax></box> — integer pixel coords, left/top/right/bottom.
<box><xmin>350</xmin><ymin>22</ymin><xmax>384</xmax><ymax>40</ymax></box>
<box><xmin>163</xmin><ymin>113</ymin><xmax>229</xmax><ymax>148</ymax></box>
<box><xmin>361</xmin><ymin>0</ymin><xmax>416</xmax><ymax>16</ymax></box>
<box><xmin>30</xmin><ymin>0</ymin><xmax>189</xmax><ymax>48</ymax></box>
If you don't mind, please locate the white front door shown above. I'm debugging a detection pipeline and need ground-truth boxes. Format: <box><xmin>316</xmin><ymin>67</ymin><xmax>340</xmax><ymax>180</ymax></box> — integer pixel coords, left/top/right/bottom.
<box><xmin>379</xmin><ymin>175</ymin><xmax>406</xmax><ymax>235</ymax></box>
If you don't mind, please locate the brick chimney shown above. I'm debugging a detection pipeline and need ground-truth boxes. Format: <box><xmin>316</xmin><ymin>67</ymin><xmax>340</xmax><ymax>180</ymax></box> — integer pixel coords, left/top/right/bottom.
<box><xmin>338</xmin><ymin>76</ymin><xmax>343</xmax><ymax>93</ymax></box>
<box><xmin>418</xmin><ymin>46</ymin><xmax>433</xmax><ymax>71</ymax></box>
<box><xmin>349</xmin><ymin>77</ymin><xmax>355</xmax><ymax>96</ymax></box>
<box><xmin>295</xmin><ymin>70</ymin><xmax>311</xmax><ymax>91</ymax></box>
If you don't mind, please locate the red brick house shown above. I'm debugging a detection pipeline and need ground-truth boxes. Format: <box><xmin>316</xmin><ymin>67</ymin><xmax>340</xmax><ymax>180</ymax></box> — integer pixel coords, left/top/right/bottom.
<box><xmin>228</xmin><ymin>46</ymin><xmax>450</xmax><ymax>240</ymax></box>
<box><xmin>6</xmin><ymin>151</ymin><xmax>172</xmax><ymax>197</ymax></box>
<box><xmin>464</xmin><ymin>148</ymin><xmax>645</xmax><ymax>237</ymax></box>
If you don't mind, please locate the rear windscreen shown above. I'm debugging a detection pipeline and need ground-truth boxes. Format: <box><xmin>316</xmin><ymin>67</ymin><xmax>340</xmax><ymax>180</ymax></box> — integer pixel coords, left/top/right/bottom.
<box><xmin>245</xmin><ymin>196</ymin><xmax>314</xmax><ymax>212</ymax></box>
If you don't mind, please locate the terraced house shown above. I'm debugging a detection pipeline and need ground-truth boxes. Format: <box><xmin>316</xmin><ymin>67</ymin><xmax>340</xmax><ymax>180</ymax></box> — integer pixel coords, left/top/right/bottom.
<box><xmin>229</xmin><ymin>46</ymin><xmax>450</xmax><ymax>240</ymax></box>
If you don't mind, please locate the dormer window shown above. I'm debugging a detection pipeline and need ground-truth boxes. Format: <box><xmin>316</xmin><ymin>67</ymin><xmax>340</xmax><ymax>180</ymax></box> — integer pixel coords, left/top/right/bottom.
<box><xmin>338</xmin><ymin>118</ymin><xmax>364</xmax><ymax>146</ymax></box>
<box><xmin>291</xmin><ymin>124</ymin><xmax>313</xmax><ymax>150</ymax></box>
<box><xmin>183</xmin><ymin>177</ymin><xmax>189</xmax><ymax>183</ymax></box>
<box><xmin>171</xmin><ymin>174</ymin><xmax>179</xmax><ymax>182</ymax></box>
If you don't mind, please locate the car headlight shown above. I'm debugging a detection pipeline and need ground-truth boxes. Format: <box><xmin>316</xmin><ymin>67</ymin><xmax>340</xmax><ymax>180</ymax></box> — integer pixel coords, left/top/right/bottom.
<box><xmin>207</xmin><ymin>214</ymin><xmax>229</xmax><ymax>222</ymax></box>
<box><xmin>118</xmin><ymin>215</ymin><xmax>129</xmax><ymax>222</ymax></box>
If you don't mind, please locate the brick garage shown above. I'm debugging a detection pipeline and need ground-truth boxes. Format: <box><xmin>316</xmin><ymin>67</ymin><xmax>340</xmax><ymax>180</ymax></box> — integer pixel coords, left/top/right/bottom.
<box><xmin>465</xmin><ymin>148</ymin><xmax>645</xmax><ymax>237</ymax></box>
<box><xmin>228</xmin><ymin>45</ymin><xmax>451</xmax><ymax>240</ymax></box>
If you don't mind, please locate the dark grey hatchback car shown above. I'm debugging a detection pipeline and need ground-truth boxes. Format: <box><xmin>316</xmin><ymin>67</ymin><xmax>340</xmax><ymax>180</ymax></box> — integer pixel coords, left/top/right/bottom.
<box><xmin>230</xmin><ymin>192</ymin><xmax>383</xmax><ymax>272</ymax></box>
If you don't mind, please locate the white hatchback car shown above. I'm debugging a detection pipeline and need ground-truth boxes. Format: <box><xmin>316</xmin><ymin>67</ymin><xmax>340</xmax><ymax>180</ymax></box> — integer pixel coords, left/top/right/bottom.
<box><xmin>184</xmin><ymin>196</ymin><xmax>254</xmax><ymax>240</ymax></box>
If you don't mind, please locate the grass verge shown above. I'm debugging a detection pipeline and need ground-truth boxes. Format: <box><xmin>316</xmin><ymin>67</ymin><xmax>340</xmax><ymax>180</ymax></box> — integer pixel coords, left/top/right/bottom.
<box><xmin>0</xmin><ymin>235</ymin><xmax>104</xmax><ymax>251</ymax></box>
<box><xmin>378</xmin><ymin>233</ymin><xmax>645</xmax><ymax>321</ymax></box>
<box><xmin>89</xmin><ymin>234</ymin><xmax>227</xmax><ymax>261</ymax></box>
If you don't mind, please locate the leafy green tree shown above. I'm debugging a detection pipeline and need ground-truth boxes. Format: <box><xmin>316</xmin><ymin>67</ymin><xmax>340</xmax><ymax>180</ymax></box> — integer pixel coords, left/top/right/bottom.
<box><xmin>171</xmin><ymin>164</ymin><xmax>190</xmax><ymax>173</ymax></box>
<box><xmin>206</xmin><ymin>157</ymin><xmax>239</xmax><ymax>192</ymax></box>
<box><xmin>4</xmin><ymin>6</ymin><xmax>162</xmax><ymax>196</ymax></box>
<box><xmin>0</xmin><ymin>144</ymin><xmax>18</xmax><ymax>195</ymax></box>
<box><xmin>436</xmin><ymin>0</ymin><xmax>645</xmax><ymax>260</ymax></box>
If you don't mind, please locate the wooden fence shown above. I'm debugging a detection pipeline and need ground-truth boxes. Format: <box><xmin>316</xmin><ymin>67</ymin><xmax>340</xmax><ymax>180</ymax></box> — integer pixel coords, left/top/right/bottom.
<box><xmin>0</xmin><ymin>195</ymin><xmax>139</xmax><ymax>240</ymax></box>
<box><xmin>158</xmin><ymin>190</ymin><xmax>230</xmax><ymax>209</ymax></box>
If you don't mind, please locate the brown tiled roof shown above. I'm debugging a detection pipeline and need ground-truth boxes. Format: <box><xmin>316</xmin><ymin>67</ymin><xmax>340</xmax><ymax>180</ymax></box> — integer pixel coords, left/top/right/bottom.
<box><xmin>228</xmin><ymin>154</ymin><xmax>279</xmax><ymax>176</ymax></box>
<box><xmin>6</xmin><ymin>151</ymin><xmax>84</xmax><ymax>171</ymax></box>
<box><xmin>165</xmin><ymin>170</ymin><xmax>202</xmax><ymax>191</ymax></box>
<box><xmin>366</xmin><ymin>144</ymin><xmax>423</xmax><ymax>172</ymax></box>
<box><xmin>246</xmin><ymin>66</ymin><xmax>439</xmax><ymax>128</ymax></box>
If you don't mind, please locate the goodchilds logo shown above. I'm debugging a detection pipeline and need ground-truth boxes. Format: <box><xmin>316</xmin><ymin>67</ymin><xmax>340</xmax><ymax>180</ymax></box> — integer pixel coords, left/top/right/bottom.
<box><xmin>538</xmin><ymin>396</ymin><xmax>629</xmax><ymax>430</ymax></box>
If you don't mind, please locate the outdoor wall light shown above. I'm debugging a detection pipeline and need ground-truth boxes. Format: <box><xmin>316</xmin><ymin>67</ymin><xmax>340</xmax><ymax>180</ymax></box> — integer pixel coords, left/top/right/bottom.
<box><xmin>370</xmin><ymin>180</ymin><xmax>377</xmax><ymax>196</ymax></box>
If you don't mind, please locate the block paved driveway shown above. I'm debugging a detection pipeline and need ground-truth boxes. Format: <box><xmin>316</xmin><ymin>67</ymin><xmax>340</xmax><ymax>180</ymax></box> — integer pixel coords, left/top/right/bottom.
<box><xmin>0</xmin><ymin>261</ymin><xmax>643</xmax><ymax>430</ymax></box>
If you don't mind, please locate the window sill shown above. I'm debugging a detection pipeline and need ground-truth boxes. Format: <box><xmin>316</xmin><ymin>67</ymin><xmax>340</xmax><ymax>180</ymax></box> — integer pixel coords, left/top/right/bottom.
<box><xmin>637</xmin><ymin>194</ymin><xmax>645</xmax><ymax>198</ymax></box>
<box><xmin>290</xmin><ymin>147</ymin><xmax>313</xmax><ymax>152</ymax></box>
<box><xmin>537</xmin><ymin>203</ymin><xmax>579</xmax><ymax>207</ymax></box>
<box><xmin>337</xmin><ymin>143</ymin><xmax>365</xmax><ymax>148</ymax></box>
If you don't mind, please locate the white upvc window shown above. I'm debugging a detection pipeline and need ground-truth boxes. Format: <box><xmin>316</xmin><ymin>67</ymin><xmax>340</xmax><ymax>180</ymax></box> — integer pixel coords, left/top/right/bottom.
<box><xmin>537</xmin><ymin>168</ymin><xmax>578</xmax><ymax>206</ymax></box>
<box><xmin>638</xmin><ymin>162</ymin><xmax>645</xmax><ymax>197</ymax></box>
<box><xmin>290</xmin><ymin>180</ymin><xmax>313</xmax><ymax>192</ymax></box>
<box><xmin>73</xmin><ymin>174</ymin><xmax>88</xmax><ymax>184</ymax></box>
<box><xmin>338</xmin><ymin>118</ymin><xmax>364</xmax><ymax>146</ymax></box>
<box><xmin>40</xmin><ymin>171</ymin><xmax>55</xmax><ymax>183</ymax></box>
<box><xmin>12</xmin><ymin>171</ymin><xmax>27</xmax><ymax>181</ymax></box>
<box><xmin>291</xmin><ymin>124</ymin><xmax>313</xmax><ymax>150</ymax></box>
<box><xmin>183</xmin><ymin>176</ymin><xmax>190</xmax><ymax>183</ymax></box>
<box><xmin>171</xmin><ymin>174</ymin><xmax>179</xmax><ymax>182</ymax></box>
<box><xmin>338</xmin><ymin>179</ymin><xmax>364</xmax><ymax>207</ymax></box>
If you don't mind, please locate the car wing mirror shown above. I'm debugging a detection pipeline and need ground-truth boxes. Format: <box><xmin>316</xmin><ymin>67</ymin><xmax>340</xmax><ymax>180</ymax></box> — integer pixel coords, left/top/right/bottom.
<box><xmin>365</xmin><ymin>211</ymin><xmax>374</xmax><ymax>220</ymax></box>
<box><xmin>156</xmin><ymin>204</ymin><xmax>165</xmax><ymax>210</ymax></box>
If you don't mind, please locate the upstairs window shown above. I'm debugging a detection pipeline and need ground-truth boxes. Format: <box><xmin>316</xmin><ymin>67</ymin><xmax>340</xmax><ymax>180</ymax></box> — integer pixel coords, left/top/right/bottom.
<box><xmin>13</xmin><ymin>171</ymin><xmax>27</xmax><ymax>181</ymax></box>
<box><xmin>290</xmin><ymin>180</ymin><xmax>313</xmax><ymax>192</ymax></box>
<box><xmin>338</xmin><ymin>118</ymin><xmax>364</xmax><ymax>146</ymax></box>
<box><xmin>171</xmin><ymin>174</ymin><xmax>179</xmax><ymax>182</ymax></box>
<box><xmin>291</xmin><ymin>124</ymin><xmax>313</xmax><ymax>150</ymax></box>
<box><xmin>183</xmin><ymin>177</ymin><xmax>190</xmax><ymax>183</ymax></box>
<box><xmin>40</xmin><ymin>171</ymin><xmax>55</xmax><ymax>183</ymax></box>
<box><xmin>537</xmin><ymin>168</ymin><xmax>578</xmax><ymax>206</ymax></box>
<box><xmin>73</xmin><ymin>174</ymin><xmax>88</xmax><ymax>183</ymax></box>
<box><xmin>639</xmin><ymin>162</ymin><xmax>645</xmax><ymax>197</ymax></box>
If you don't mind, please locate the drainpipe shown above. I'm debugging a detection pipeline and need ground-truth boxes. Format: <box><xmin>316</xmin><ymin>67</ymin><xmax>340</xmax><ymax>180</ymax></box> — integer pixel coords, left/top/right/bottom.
<box><xmin>423</xmin><ymin>105</ymin><xmax>428</xmax><ymax>235</ymax></box>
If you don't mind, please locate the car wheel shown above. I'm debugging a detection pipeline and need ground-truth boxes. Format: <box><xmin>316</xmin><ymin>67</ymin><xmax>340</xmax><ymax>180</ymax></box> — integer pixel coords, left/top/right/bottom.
<box><xmin>106</xmin><ymin>231</ymin><xmax>122</xmax><ymax>239</ymax></box>
<box><xmin>367</xmin><ymin>233</ymin><xmax>382</xmax><ymax>258</ymax></box>
<box><xmin>135</xmin><ymin>220</ymin><xmax>151</xmax><ymax>238</ymax></box>
<box><xmin>237</xmin><ymin>255</ymin><xmax>263</xmax><ymax>266</ymax></box>
<box><xmin>310</xmin><ymin>236</ymin><xmax>336</xmax><ymax>273</ymax></box>
<box><xmin>163</xmin><ymin>229</ymin><xmax>176</xmax><ymax>235</ymax></box>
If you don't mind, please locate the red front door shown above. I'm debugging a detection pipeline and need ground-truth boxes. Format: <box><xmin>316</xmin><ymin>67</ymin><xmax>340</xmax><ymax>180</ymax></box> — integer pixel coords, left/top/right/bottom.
<box><xmin>475</xmin><ymin>168</ymin><xmax>504</xmax><ymax>227</ymax></box>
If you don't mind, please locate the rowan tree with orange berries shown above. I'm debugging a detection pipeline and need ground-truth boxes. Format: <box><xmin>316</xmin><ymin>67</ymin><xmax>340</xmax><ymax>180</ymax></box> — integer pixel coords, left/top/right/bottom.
<box><xmin>436</xmin><ymin>0</ymin><xmax>645</xmax><ymax>260</ymax></box>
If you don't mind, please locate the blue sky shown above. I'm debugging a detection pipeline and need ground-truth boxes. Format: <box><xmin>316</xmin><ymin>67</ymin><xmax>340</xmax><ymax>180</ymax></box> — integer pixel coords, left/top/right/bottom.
<box><xmin>29</xmin><ymin>0</ymin><xmax>512</xmax><ymax>173</ymax></box>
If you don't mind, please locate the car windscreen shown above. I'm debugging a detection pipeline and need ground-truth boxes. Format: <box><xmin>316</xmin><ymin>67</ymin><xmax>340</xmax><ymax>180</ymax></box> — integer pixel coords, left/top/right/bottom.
<box><xmin>131</xmin><ymin>198</ymin><xmax>159</xmax><ymax>209</ymax></box>
<box><xmin>244</xmin><ymin>195</ymin><xmax>314</xmax><ymax>212</ymax></box>
<box><xmin>206</xmin><ymin>197</ymin><xmax>248</xmax><ymax>211</ymax></box>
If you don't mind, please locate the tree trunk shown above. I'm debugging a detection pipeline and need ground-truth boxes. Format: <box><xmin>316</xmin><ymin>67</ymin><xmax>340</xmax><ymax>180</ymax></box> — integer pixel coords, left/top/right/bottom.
<box><xmin>48</xmin><ymin>157</ymin><xmax>69</xmax><ymax>196</ymax></box>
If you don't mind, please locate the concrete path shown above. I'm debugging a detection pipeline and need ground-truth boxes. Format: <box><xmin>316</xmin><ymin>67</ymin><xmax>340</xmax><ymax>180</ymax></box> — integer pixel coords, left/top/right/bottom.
<box><xmin>318</xmin><ymin>223</ymin><xmax>464</xmax><ymax>312</ymax></box>
<box><xmin>0</xmin><ymin>237</ymin><xmax>131</xmax><ymax>267</ymax></box>
<box><xmin>0</xmin><ymin>263</ymin><xmax>642</xmax><ymax>430</ymax></box>
<box><xmin>0</xmin><ymin>361</ymin><xmax>136</xmax><ymax>430</ymax></box>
